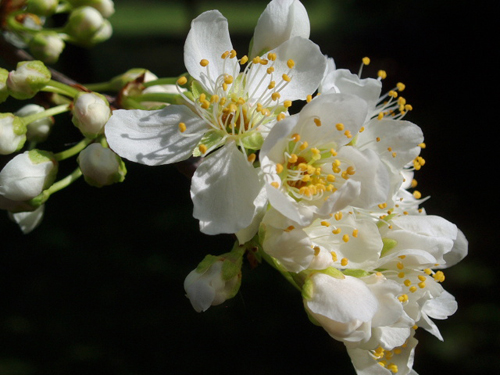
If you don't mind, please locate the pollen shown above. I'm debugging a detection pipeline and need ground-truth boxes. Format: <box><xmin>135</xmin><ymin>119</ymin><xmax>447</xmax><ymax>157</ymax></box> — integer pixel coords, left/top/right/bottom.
<box><xmin>277</xmin><ymin>113</ymin><xmax>286</xmax><ymax>121</ymax></box>
<box><xmin>177</xmin><ymin>76</ymin><xmax>187</xmax><ymax>85</ymax></box>
<box><xmin>276</xmin><ymin>163</ymin><xmax>284</xmax><ymax>174</ymax></box>
<box><xmin>352</xmin><ymin>229</ymin><xmax>359</xmax><ymax>237</ymax></box>
<box><xmin>221</xmin><ymin>51</ymin><xmax>230</xmax><ymax>59</ymax></box>
<box><xmin>314</xmin><ymin>246</ymin><xmax>321</xmax><ymax>256</ymax></box>
<box><xmin>362</xmin><ymin>57</ymin><xmax>370</xmax><ymax>65</ymax></box>
<box><xmin>291</xmin><ymin>133</ymin><xmax>300</xmax><ymax>142</ymax></box>
<box><xmin>267</xmin><ymin>67</ymin><xmax>275</xmax><ymax>74</ymax></box>
<box><xmin>200</xmin><ymin>59</ymin><xmax>209</xmax><ymax>67</ymax></box>
<box><xmin>284</xmin><ymin>100</ymin><xmax>292</xmax><ymax>108</ymax></box>
<box><xmin>321</xmin><ymin>221</ymin><xmax>330</xmax><ymax>227</ymax></box>
<box><xmin>341</xmin><ymin>258</ymin><xmax>349</xmax><ymax>267</ymax></box>
<box><xmin>284</xmin><ymin>225</ymin><xmax>295</xmax><ymax>232</ymax></box>
<box><xmin>397</xmin><ymin>82</ymin><xmax>406</xmax><ymax>91</ymax></box>
<box><xmin>247</xmin><ymin>153</ymin><xmax>256</xmax><ymax>163</ymax></box>
<box><xmin>271</xmin><ymin>92</ymin><xmax>281</xmax><ymax>101</ymax></box>
<box><xmin>299</xmin><ymin>141</ymin><xmax>309</xmax><ymax>150</ymax></box>
<box><xmin>287</xmin><ymin>59</ymin><xmax>295</xmax><ymax>69</ymax></box>
<box><xmin>268</xmin><ymin>81</ymin><xmax>276</xmax><ymax>89</ymax></box>
<box><xmin>332</xmin><ymin>228</ymin><xmax>341</xmax><ymax>235</ymax></box>
<box><xmin>306</xmin><ymin>94</ymin><xmax>313</xmax><ymax>103</ymax></box>
<box><xmin>240</xmin><ymin>55</ymin><xmax>248</xmax><ymax>65</ymax></box>
<box><xmin>331</xmin><ymin>251</ymin><xmax>338</xmax><ymax>262</ymax></box>
<box><xmin>267</xmin><ymin>52</ymin><xmax>277</xmax><ymax>61</ymax></box>
<box><xmin>335</xmin><ymin>123</ymin><xmax>344</xmax><ymax>131</ymax></box>
<box><xmin>178</xmin><ymin>122</ymin><xmax>186</xmax><ymax>132</ymax></box>
<box><xmin>342</xmin><ymin>234</ymin><xmax>350</xmax><ymax>243</ymax></box>
<box><xmin>334</xmin><ymin>212</ymin><xmax>343</xmax><ymax>221</ymax></box>
<box><xmin>314</xmin><ymin>118</ymin><xmax>322</xmax><ymax>127</ymax></box>
<box><xmin>224</xmin><ymin>75</ymin><xmax>234</xmax><ymax>84</ymax></box>
<box><xmin>198</xmin><ymin>144</ymin><xmax>207</xmax><ymax>154</ymax></box>
<box><xmin>378</xmin><ymin>70</ymin><xmax>387</xmax><ymax>79</ymax></box>
<box><xmin>271</xmin><ymin>181</ymin><xmax>280</xmax><ymax>189</ymax></box>
<box><xmin>434</xmin><ymin>271</ymin><xmax>445</xmax><ymax>282</ymax></box>
<box><xmin>413</xmin><ymin>190</ymin><xmax>422</xmax><ymax>199</ymax></box>
<box><xmin>282</xmin><ymin>73</ymin><xmax>292</xmax><ymax>82</ymax></box>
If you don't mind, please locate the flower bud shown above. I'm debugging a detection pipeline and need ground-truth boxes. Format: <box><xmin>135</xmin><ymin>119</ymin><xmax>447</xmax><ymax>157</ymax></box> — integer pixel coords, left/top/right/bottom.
<box><xmin>0</xmin><ymin>113</ymin><xmax>27</xmax><ymax>155</ymax></box>
<box><xmin>0</xmin><ymin>149</ymin><xmax>58</xmax><ymax>201</ymax></box>
<box><xmin>14</xmin><ymin>104</ymin><xmax>54</xmax><ymax>143</ymax></box>
<box><xmin>72</xmin><ymin>92</ymin><xmax>110</xmax><ymax>138</ymax></box>
<box><xmin>65</xmin><ymin>0</ymin><xmax>115</xmax><ymax>18</ymax></box>
<box><xmin>28</xmin><ymin>32</ymin><xmax>65</xmax><ymax>64</ymax></box>
<box><xmin>110</xmin><ymin>68</ymin><xmax>158</xmax><ymax>91</ymax></box>
<box><xmin>65</xmin><ymin>6</ymin><xmax>104</xmax><ymax>44</ymax></box>
<box><xmin>7</xmin><ymin>60</ymin><xmax>51</xmax><ymax>100</ymax></box>
<box><xmin>77</xmin><ymin>143</ymin><xmax>126</xmax><ymax>187</ymax></box>
<box><xmin>184</xmin><ymin>252</ymin><xmax>243</xmax><ymax>312</ymax></box>
<box><xmin>0</xmin><ymin>68</ymin><xmax>9</xmax><ymax>103</ymax></box>
<box><xmin>26</xmin><ymin>0</ymin><xmax>59</xmax><ymax>16</ymax></box>
<box><xmin>87</xmin><ymin>19</ymin><xmax>112</xmax><ymax>45</ymax></box>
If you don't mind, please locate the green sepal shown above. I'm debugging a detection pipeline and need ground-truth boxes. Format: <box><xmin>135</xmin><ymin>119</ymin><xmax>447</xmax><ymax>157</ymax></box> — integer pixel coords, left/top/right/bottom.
<box><xmin>193</xmin><ymin>132</ymin><xmax>223</xmax><ymax>157</ymax></box>
<box><xmin>381</xmin><ymin>238</ymin><xmax>398</xmax><ymax>256</ymax></box>
<box><xmin>301</xmin><ymin>278</ymin><xmax>314</xmax><ymax>301</ymax></box>
<box><xmin>241</xmin><ymin>131</ymin><xmax>264</xmax><ymax>150</ymax></box>
<box><xmin>196</xmin><ymin>254</ymin><xmax>219</xmax><ymax>274</ymax></box>
<box><xmin>343</xmin><ymin>269</ymin><xmax>371</xmax><ymax>278</ymax></box>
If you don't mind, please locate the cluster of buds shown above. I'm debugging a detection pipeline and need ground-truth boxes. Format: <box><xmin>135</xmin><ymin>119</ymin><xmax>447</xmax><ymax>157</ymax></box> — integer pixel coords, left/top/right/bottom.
<box><xmin>1</xmin><ymin>0</ymin><xmax>115</xmax><ymax>64</ymax></box>
<box><xmin>0</xmin><ymin>59</ymin><xmax>126</xmax><ymax>233</ymax></box>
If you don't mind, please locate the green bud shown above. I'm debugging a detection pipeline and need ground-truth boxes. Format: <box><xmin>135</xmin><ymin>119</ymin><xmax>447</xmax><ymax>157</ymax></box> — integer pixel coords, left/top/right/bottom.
<box><xmin>77</xmin><ymin>143</ymin><xmax>126</xmax><ymax>187</ymax></box>
<box><xmin>0</xmin><ymin>68</ymin><xmax>9</xmax><ymax>103</ymax></box>
<box><xmin>7</xmin><ymin>61</ymin><xmax>51</xmax><ymax>100</ymax></box>
<box><xmin>65</xmin><ymin>6</ymin><xmax>104</xmax><ymax>44</ymax></box>
<box><xmin>29</xmin><ymin>32</ymin><xmax>65</xmax><ymax>64</ymax></box>
<box><xmin>26</xmin><ymin>0</ymin><xmax>59</xmax><ymax>16</ymax></box>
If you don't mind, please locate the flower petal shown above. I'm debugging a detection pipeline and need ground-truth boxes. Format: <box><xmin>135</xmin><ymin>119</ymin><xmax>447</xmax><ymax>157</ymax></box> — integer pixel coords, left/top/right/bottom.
<box><xmin>184</xmin><ymin>10</ymin><xmax>238</xmax><ymax>90</ymax></box>
<box><xmin>191</xmin><ymin>141</ymin><xmax>262</xmax><ymax>234</ymax></box>
<box><xmin>250</xmin><ymin>0</ymin><xmax>310</xmax><ymax>58</ymax></box>
<box><xmin>105</xmin><ymin>106</ymin><xmax>207</xmax><ymax>166</ymax></box>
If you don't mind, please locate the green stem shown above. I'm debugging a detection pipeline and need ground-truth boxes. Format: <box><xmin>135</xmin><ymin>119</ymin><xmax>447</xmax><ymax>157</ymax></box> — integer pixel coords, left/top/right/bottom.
<box><xmin>20</xmin><ymin>104</ymin><xmax>70</xmax><ymax>125</ymax></box>
<box><xmin>43</xmin><ymin>79</ymin><xmax>80</xmax><ymax>98</ymax></box>
<box><xmin>27</xmin><ymin>167</ymin><xmax>82</xmax><ymax>207</ymax></box>
<box><xmin>6</xmin><ymin>12</ymin><xmax>35</xmax><ymax>34</ymax></box>
<box><xmin>54</xmin><ymin>138</ymin><xmax>93</xmax><ymax>161</ymax></box>
<box><xmin>83</xmin><ymin>82</ymin><xmax>114</xmax><ymax>92</ymax></box>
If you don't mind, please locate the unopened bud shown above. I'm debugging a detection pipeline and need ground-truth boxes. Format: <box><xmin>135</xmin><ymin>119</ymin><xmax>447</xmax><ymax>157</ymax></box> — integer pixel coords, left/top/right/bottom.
<box><xmin>65</xmin><ymin>0</ymin><xmax>115</xmax><ymax>18</ymax></box>
<box><xmin>65</xmin><ymin>6</ymin><xmax>104</xmax><ymax>44</ymax></box>
<box><xmin>0</xmin><ymin>68</ymin><xmax>8</xmax><ymax>103</ymax></box>
<box><xmin>29</xmin><ymin>32</ymin><xmax>65</xmax><ymax>64</ymax></box>
<box><xmin>110</xmin><ymin>68</ymin><xmax>158</xmax><ymax>91</ymax></box>
<box><xmin>26</xmin><ymin>0</ymin><xmax>59</xmax><ymax>16</ymax></box>
<box><xmin>15</xmin><ymin>104</ymin><xmax>54</xmax><ymax>143</ymax></box>
<box><xmin>72</xmin><ymin>92</ymin><xmax>110</xmax><ymax>138</ymax></box>
<box><xmin>7</xmin><ymin>60</ymin><xmax>51</xmax><ymax>100</ymax></box>
<box><xmin>0</xmin><ymin>149</ymin><xmax>58</xmax><ymax>201</ymax></box>
<box><xmin>184</xmin><ymin>250</ymin><xmax>243</xmax><ymax>312</ymax></box>
<box><xmin>0</xmin><ymin>113</ymin><xmax>27</xmax><ymax>155</ymax></box>
<box><xmin>88</xmin><ymin>19</ymin><xmax>112</xmax><ymax>45</ymax></box>
<box><xmin>77</xmin><ymin>143</ymin><xmax>126</xmax><ymax>187</ymax></box>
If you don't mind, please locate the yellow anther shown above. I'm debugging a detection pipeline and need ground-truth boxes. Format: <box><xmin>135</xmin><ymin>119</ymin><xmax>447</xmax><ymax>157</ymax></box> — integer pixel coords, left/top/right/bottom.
<box><xmin>321</xmin><ymin>221</ymin><xmax>330</xmax><ymax>227</ymax></box>
<box><xmin>291</xmin><ymin>133</ymin><xmax>301</xmax><ymax>142</ymax></box>
<box><xmin>413</xmin><ymin>190</ymin><xmax>422</xmax><ymax>199</ymax></box>
<box><xmin>434</xmin><ymin>271</ymin><xmax>445</xmax><ymax>282</ymax></box>
<box><xmin>268</xmin><ymin>81</ymin><xmax>276</xmax><ymax>89</ymax></box>
<box><xmin>301</xmin><ymin>175</ymin><xmax>311</xmax><ymax>182</ymax></box>
<box><xmin>299</xmin><ymin>141</ymin><xmax>308</xmax><ymax>150</ymax></box>
<box><xmin>261</xmin><ymin>108</ymin><xmax>271</xmax><ymax>116</ymax></box>
<box><xmin>284</xmin><ymin>225</ymin><xmax>295</xmax><ymax>232</ymax></box>
<box><xmin>314</xmin><ymin>118</ymin><xmax>322</xmax><ymax>127</ymax></box>
<box><xmin>359</xmin><ymin>126</ymin><xmax>365</xmax><ymax>133</ymax></box>
<box><xmin>332</xmin><ymin>228</ymin><xmax>341</xmax><ymax>235</ymax></box>
<box><xmin>378</xmin><ymin>203</ymin><xmax>387</xmax><ymax>209</ymax></box>
<box><xmin>271</xmin><ymin>92</ymin><xmax>281</xmax><ymax>101</ymax></box>
<box><xmin>362</xmin><ymin>57</ymin><xmax>370</xmax><ymax>65</ymax></box>
<box><xmin>352</xmin><ymin>229</ymin><xmax>359</xmax><ymax>237</ymax></box>
<box><xmin>200</xmin><ymin>59</ymin><xmax>209</xmax><ymax>67</ymax></box>
<box><xmin>306</xmin><ymin>94</ymin><xmax>313</xmax><ymax>103</ymax></box>
<box><xmin>378</xmin><ymin>70</ymin><xmax>387</xmax><ymax>79</ymax></box>
<box><xmin>418</xmin><ymin>275</ymin><xmax>426</xmax><ymax>282</ymax></box>
<box><xmin>288</xmin><ymin>154</ymin><xmax>298</xmax><ymax>163</ymax></box>
<box><xmin>392</xmin><ymin>152</ymin><xmax>397</xmax><ymax>158</ymax></box>
<box><xmin>396</xmin><ymin>262</ymin><xmax>404</xmax><ymax>270</ymax></box>
<box><xmin>398</xmin><ymin>97</ymin><xmax>406</xmax><ymax>106</ymax></box>
<box><xmin>418</xmin><ymin>281</ymin><xmax>426</xmax><ymax>289</ymax></box>
<box><xmin>198</xmin><ymin>144</ymin><xmax>207</xmax><ymax>154</ymax></box>
<box><xmin>423</xmin><ymin>268</ymin><xmax>432</xmax><ymax>275</ymax></box>
<box><xmin>330</xmin><ymin>148</ymin><xmax>337</xmax><ymax>156</ymax></box>
<box><xmin>276</xmin><ymin>163</ymin><xmax>284</xmax><ymax>174</ymax></box>
<box><xmin>267</xmin><ymin>67</ymin><xmax>275</xmax><ymax>74</ymax></box>
<box><xmin>313</xmin><ymin>246</ymin><xmax>321</xmax><ymax>256</ymax></box>
<box><xmin>229</xmin><ymin>49</ymin><xmax>237</xmax><ymax>59</ymax></box>
<box><xmin>409</xmin><ymin>286</ymin><xmax>417</xmax><ymax>293</ymax></box>
<box><xmin>410</xmin><ymin>179</ymin><xmax>418</xmax><ymax>188</ymax></box>
<box><xmin>398</xmin><ymin>272</ymin><xmax>405</xmax><ymax>278</ymax></box>
<box><xmin>311</xmin><ymin>148</ymin><xmax>320</xmax><ymax>156</ymax></box>
<box><xmin>335</xmin><ymin>123</ymin><xmax>344</xmax><ymax>131</ymax></box>
<box><xmin>271</xmin><ymin>181</ymin><xmax>280</xmax><ymax>189</ymax></box>
<box><xmin>282</xmin><ymin>74</ymin><xmax>291</xmax><ymax>82</ymax></box>
<box><xmin>377</xmin><ymin>112</ymin><xmax>385</xmax><ymax>120</ymax></box>
<box><xmin>240</xmin><ymin>55</ymin><xmax>248</xmax><ymax>65</ymax></box>
<box><xmin>178</xmin><ymin>122</ymin><xmax>186</xmax><ymax>133</ymax></box>
<box><xmin>267</xmin><ymin>52</ymin><xmax>277</xmax><ymax>61</ymax></box>
<box><xmin>399</xmin><ymin>255</ymin><xmax>406</xmax><ymax>259</ymax></box>
<box><xmin>376</xmin><ymin>137</ymin><xmax>381</xmax><ymax>142</ymax></box>
<box><xmin>277</xmin><ymin>113</ymin><xmax>286</xmax><ymax>121</ymax></box>
<box><xmin>224</xmin><ymin>75</ymin><xmax>234</xmax><ymax>84</ymax></box>
<box><xmin>404</xmin><ymin>279</ymin><xmax>412</xmax><ymax>287</ymax></box>
<box><xmin>388</xmin><ymin>90</ymin><xmax>398</xmax><ymax>98</ymax></box>
<box><xmin>346</xmin><ymin>166</ymin><xmax>355</xmax><ymax>175</ymax></box>
<box><xmin>331</xmin><ymin>251</ymin><xmax>338</xmax><ymax>262</ymax></box>
<box><xmin>247</xmin><ymin>153</ymin><xmax>256</xmax><ymax>163</ymax></box>
<box><xmin>201</xmin><ymin>100</ymin><xmax>210</xmax><ymax>109</ymax></box>
<box><xmin>387</xmin><ymin>364</ymin><xmax>398</xmax><ymax>373</ymax></box>
<box><xmin>252</xmin><ymin>56</ymin><xmax>261</xmax><ymax>64</ymax></box>
<box><xmin>284</xmin><ymin>100</ymin><xmax>292</xmax><ymax>108</ymax></box>
<box><xmin>326</xmin><ymin>174</ymin><xmax>335</xmax><ymax>182</ymax></box>
<box><xmin>418</xmin><ymin>142</ymin><xmax>426</xmax><ymax>149</ymax></box>
<box><xmin>341</xmin><ymin>258</ymin><xmax>348</xmax><ymax>266</ymax></box>
<box><xmin>221</xmin><ymin>51</ymin><xmax>230</xmax><ymax>59</ymax></box>
<box><xmin>287</xmin><ymin>59</ymin><xmax>295</xmax><ymax>69</ymax></box>
<box><xmin>397</xmin><ymin>82</ymin><xmax>406</xmax><ymax>91</ymax></box>
<box><xmin>405</xmin><ymin>104</ymin><xmax>413</xmax><ymax>111</ymax></box>
<box><xmin>260</xmin><ymin>58</ymin><xmax>269</xmax><ymax>65</ymax></box>
<box><xmin>177</xmin><ymin>76</ymin><xmax>188</xmax><ymax>86</ymax></box>
<box><xmin>223</xmin><ymin>83</ymin><xmax>228</xmax><ymax>91</ymax></box>
<box><xmin>342</xmin><ymin>234</ymin><xmax>350</xmax><ymax>243</ymax></box>
<box><xmin>398</xmin><ymin>294</ymin><xmax>408</xmax><ymax>302</ymax></box>
<box><xmin>334</xmin><ymin>212</ymin><xmax>343</xmax><ymax>221</ymax></box>
<box><xmin>412</xmin><ymin>325</ymin><xmax>418</xmax><ymax>330</ymax></box>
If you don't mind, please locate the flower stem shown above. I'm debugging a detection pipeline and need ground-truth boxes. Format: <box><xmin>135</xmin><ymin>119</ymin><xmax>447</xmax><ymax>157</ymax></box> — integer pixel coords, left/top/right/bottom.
<box><xmin>54</xmin><ymin>138</ymin><xmax>93</xmax><ymax>161</ymax></box>
<box><xmin>42</xmin><ymin>79</ymin><xmax>80</xmax><ymax>98</ymax></box>
<box><xmin>143</xmin><ymin>77</ymin><xmax>179</xmax><ymax>88</ymax></box>
<box><xmin>27</xmin><ymin>167</ymin><xmax>82</xmax><ymax>207</ymax></box>
<box><xmin>20</xmin><ymin>104</ymin><xmax>70</xmax><ymax>125</ymax></box>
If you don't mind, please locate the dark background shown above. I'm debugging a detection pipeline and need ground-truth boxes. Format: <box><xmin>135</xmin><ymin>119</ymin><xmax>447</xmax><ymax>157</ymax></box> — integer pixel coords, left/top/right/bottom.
<box><xmin>1</xmin><ymin>0</ymin><xmax>497</xmax><ymax>374</ymax></box>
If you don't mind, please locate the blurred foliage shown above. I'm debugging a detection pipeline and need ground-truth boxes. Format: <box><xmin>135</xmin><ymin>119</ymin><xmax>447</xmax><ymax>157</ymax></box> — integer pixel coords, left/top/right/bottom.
<box><xmin>1</xmin><ymin>0</ymin><xmax>497</xmax><ymax>374</ymax></box>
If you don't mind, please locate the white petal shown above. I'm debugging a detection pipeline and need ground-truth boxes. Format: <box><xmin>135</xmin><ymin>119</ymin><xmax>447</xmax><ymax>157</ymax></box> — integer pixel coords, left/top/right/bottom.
<box><xmin>191</xmin><ymin>141</ymin><xmax>262</xmax><ymax>235</ymax></box>
<box><xmin>185</xmin><ymin>279</ymin><xmax>215</xmax><ymax>313</ymax></box>
<box><xmin>438</xmin><ymin>229</ymin><xmax>468</xmax><ymax>269</ymax></box>
<box><xmin>105</xmin><ymin>106</ymin><xmax>207</xmax><ymax>166</ymax></box>
<box><xmin>9</xmin><ymin>204</ymin><xmax>45</xmax><ymax>234</ymax></box>
<box><xmin>247</xmin><ymin>37</ymin><xmax>326</xmax><ymax>103</ymax></box>
<box><xmin>250</xmin><ymin>0</ymin><xmax>310</xmax><ymax>58</ymax></box>
<box><xmin>184</xmin><ymin>10</ymin><xmax>238</xmax><ymax>89</ymax></box>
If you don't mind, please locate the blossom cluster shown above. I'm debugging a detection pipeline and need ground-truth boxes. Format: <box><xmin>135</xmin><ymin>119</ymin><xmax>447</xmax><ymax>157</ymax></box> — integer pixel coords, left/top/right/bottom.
<box><xmin>0</xmin><ymin>0</ymin><xmax>467</xmax><ymax>373</ymax></box>
<box><xmin>103</xmin><ymin>1</ymin><xmax>467</xmax><ymax>374</ymax></box>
